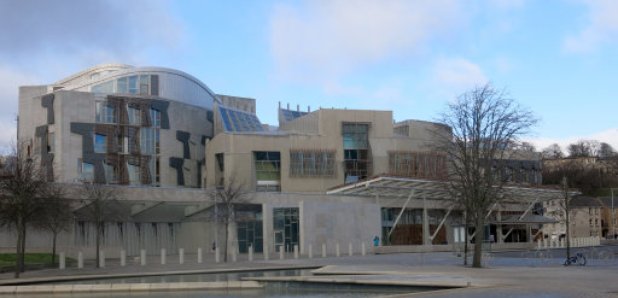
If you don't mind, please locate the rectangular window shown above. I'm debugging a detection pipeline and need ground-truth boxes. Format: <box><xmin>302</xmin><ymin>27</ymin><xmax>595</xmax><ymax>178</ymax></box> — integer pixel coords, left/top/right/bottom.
<box><xmin>47</xmin><ymin>132</ymin><xmax>54</xmax><ymax>153</ymax></box>
<box><xmin>81</xmin><ymin>162</ymin><xmax>94</xmax><ymax>182</ymax></box>
<box><xmin>95</xmin><ymin>101</ymin><xmax>116</xmax><ymax>123</ymax></box>
<box><xmin>127</xmin><ymin>105</ymin><xmax>141</xmax><ymax>125</ymax></box>
<box><xmin>151</xmin><ymin>108</ymin><xmax>161</xmax><ymax>128</ymax></box>
<box><xmin>128</xmin><ymin>75</ymin><xmax>138</xmax><ymax>94</ymax></box>
<box><xmin>94</xmin><ymin>134</ymin><xmax>107</xmax><ymax>153</ymax></box>
<box><xmin>342</xmin><ymin>123</ymin><xmax>370</xmax><ymax>183</ymax></box>
<box><xmin>140</xmin><ymin>127</ymin><xmax>155</xmax><ymax>155</ymax></box>
<box><xmin>254</xmin><ymin>151</ymin><xmax>280</xmax><ymax>192</ymax></box>
<box><xmin>127</xmin><ymin>162</ymin><xmax>140</xmax><ymax>185</ymax></box>
<box><xmin>91</xmin><ymin>80</ymin><xmax>114</xmax><ymax>93</ymax></box>
<box><xmin>117</xmin><ymin>77</ymin><xmax>128</xmax><ymax>93</ymax></box>
<box><xmin>388</xmin><ymin>151</ymin><xmax>447</xmax><ymax>180</ymax></box>
<box><xmin>289</xmin><ymin>150</ymin><xmax>335</xmax><ymax>177</ymax></box>
<box><xmin>103</xmin><ymin>160</ymin><xmax>117</xmax><ymax>184</ymax></box>
<box><xmin>139</xmin><ymin>75</ymin><xmax>150</xmax><ymax>95</ymax></box>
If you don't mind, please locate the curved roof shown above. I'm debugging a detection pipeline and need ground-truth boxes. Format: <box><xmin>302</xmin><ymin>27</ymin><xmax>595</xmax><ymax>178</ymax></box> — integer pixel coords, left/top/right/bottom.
<box><xmin>57</xmin><ymin>64</ymin><xmax>221</xmax><ymax>108</ymax></box>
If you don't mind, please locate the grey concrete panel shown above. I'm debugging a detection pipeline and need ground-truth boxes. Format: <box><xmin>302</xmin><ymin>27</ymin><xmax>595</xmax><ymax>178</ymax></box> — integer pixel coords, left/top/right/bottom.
<box><xmin>70</xmin><ymin>122</ymin><xmax>106</xmax><ymax>183</ymax></box>
<box><xmin>35</xmin><ymin>125</ymin><xmax>53</xmax><ymax>180</ymax></box>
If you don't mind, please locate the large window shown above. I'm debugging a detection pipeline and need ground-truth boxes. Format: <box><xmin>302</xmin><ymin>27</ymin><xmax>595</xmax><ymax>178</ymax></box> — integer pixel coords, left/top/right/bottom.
<box><xmin>388</xmin><ymin>151</ymin><xmax>447</xmax><ymax>180</ymax></box>
<box><xmin>273</xmin><ymin>208</ymin><xmax>299</xmax><ymax>252</ymax></box>
<box><xmin>127</xmin><ymin>105</ymin><xmax>141</xmax><ymax>125</ymax></box>
<box><xmin>127</xmin><ymin>162</ymin><xmax>140</xmax><ymax>185</ymax></box>
<box><xmin>95</xmin><ymin>101</ymin><xmax>116</xmax><ymax>123</ymax></box>
<box><xmin>103</xmin><ymin>160</ymin><xmax>118</xmax><ymax>184</ymax></box>
<box><xmin>289</xmin><ymin>150</ymin><xmax>335</xmax><ymax>177</ymax></box>
<box><xmin>94</xmin><ymin>134</ymin><xmax>107</xmax><ymax>153</ymax></box>
<box><xmin>254</xmin><ymin>151</ymin><xmax>280</xmax><ymax>192</ymax></box>
<box><xmin>80</xmin><ymin>161</ymin><xmax>94</xmax><ymax>182</ymax></box>
<box><xmin>342</xmin><ymin>123</ymin><xmax>370</xmax><ymax>183</ymax></box>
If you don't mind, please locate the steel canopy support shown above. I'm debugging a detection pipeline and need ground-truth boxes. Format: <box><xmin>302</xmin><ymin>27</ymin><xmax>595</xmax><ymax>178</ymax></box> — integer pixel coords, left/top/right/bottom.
<box><xmin>388</xmin><ymin>190</ymin><xmax>415</xmax><ymax>240</ymax></box>
<box><xmin>431</xmin><ymin>206</ymin><xmax>453</xmax><ymax>241</ymax></box>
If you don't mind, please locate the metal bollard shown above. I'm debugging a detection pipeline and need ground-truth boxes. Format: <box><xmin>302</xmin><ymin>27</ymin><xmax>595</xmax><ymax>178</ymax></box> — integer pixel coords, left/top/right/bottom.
<box><xmin>322</xmin><ymin>243</ymin><xmax>327</xmax><ymax>258</ymax></box>
<box><xmin>215</xmin><ymin>247</ymin><xmax>220</xmax><ymax>263</ymax></box>
<box><xmin>77</xmin><ymin>252</ymin><xmax>84</xmax><ymax>269</ymax></box>
<box><xmin>308</xmin><ymin>244</ymin><xmax>313</xmax><ymax>259</ymax></box>
<box><xmin>362</xmin><ymin>243</ymin><xmax>366</xmax><ymax>256</ymax></box>
<box><xmin>59</xmin><ymin>252</ymin><xmax>65</xmax><ymax>270</ymax></box>
<box><xmin>279</xmin><ymin>246</ymin><xmax>284</xmax><ymax>260</ymax></box>
<box><xmin>141</xmin><ymin>249</ymin><xmax>147</xmax><ymax>266</ymax></box>
<box><xmin>249</xmin><ymin>246</ymin><xmax>254</xmax><ymax>262</ymax></box>
<box><xmin>348</xmin><ymin>243</ymin><xmax>353</xmax><ymax>256</ymax></box>
<box><xmin>336</xmin><ymin>243</ymin><xmax>340</xmax><ymax>257</ymax></box>
<box><xmin>197</xmin><ymin>248</ymin><xmax>202</xmax><ymax>264</ymax></box>
<box><xmin>294</xmin><ymin>245</ymin><xmax>299</xmax><ymax>259</ymax></box>
<box><xmin>161</xmin><ymin>248</ymin><xmax>166</xmax><ymax>265</ymax></box>
<box><xmin>179</xmin><ymin>248</ymin><xmax>184</xmax><ymax>264</ymax></box>
<box><xmin>120</xmin><ymin>250</ymin><xmax>126</xmax><ymax>267</ymax></box>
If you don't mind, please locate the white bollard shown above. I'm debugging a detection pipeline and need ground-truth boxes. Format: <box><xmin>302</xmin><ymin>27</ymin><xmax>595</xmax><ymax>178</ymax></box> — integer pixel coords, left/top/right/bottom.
<box><xmin>279</xmin><ymin>246</ymin><xmax>284</xmax><ymax>260</ymax></box>
<box><xmin>197</xmin><ymin>248</ymin><xmax>202</xmax><ymax>264</ymax></box>
<box><xmin>161</xmin><ymin>248</ymin><xmax>166</xmax><ymax>265</ymax></box>
<box><xmin>322</xmin><ymin>243</ymin><xmax>327</xmax><ymax>258</ymax></box>
<box><xmin>59</xmin><ymin>252</ymin><xmax>65</xmax><ymax>270</ymax></box>
<box><xmin>179</xmin><ymin>248</ymin><xmax>184</xmax><ymax>264</ymax></box>
<box><xmin>308</xmin><ymin>245</ymin><xmax>313</xmax><ymax>259</ymax></box>
<box><xmin>294</xmin><ymin>245</ymin><xmax>299</xmax><ymax>259</ymax></box>
<box><xmin>348</xmin><ymin>243</ymin><xmax>353</xmax><ymax>256</ymax></box>
<box><xmin>77</xmin><ymin>252</ymin><xmax>84</xmax><ymax>269</ymax></box>
<box><xmin>264</xmin><ymin>244</ymin><xmax>270</xmax><ymax>261</ymax></box>
<box><xmin>249</xmin><ymin>246</ymin><xmax>254</xmax><ymax>262</ymax></box>
<box><xmin>140</xmin><ymin>249</ymin><xmax>147</xmax><ymax>266</ymax></box>
<box><xmin>99</xmin><ymin>250</ymin><xmax>105</xmax><ymax>268</ymax></box>
<box><xmin>362</xmin><ymin>243</ymin><xmax>366</xmax><ymax>256</ymax></box>
<box><xmin>215</xmin><ymin>247</ymin><xmax>220</xmax><ymax>263</ymax></box>
<box><xmin>336</xmin><ymin>243</ymin><xmax>340</xmax><ymax>257</ymax></box>
<box><xmin>120</xmin><ymin>250</ymin><xmax>126</xmax><ymax>267</ymax></box>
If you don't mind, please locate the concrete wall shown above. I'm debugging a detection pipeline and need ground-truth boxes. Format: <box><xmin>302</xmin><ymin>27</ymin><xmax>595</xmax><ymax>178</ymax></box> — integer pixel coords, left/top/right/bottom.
<box><xmin>299</xmin><ymin>201</ymin><xmax>381</xmax><ymax>255</ymax></box>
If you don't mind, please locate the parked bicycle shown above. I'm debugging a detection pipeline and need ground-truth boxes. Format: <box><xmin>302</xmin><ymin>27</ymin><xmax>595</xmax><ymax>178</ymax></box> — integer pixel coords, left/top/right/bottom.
<box><xmin>564</xmin><ymin>252</ymin><xmax>586</xmax><ymax>266</ymax></box>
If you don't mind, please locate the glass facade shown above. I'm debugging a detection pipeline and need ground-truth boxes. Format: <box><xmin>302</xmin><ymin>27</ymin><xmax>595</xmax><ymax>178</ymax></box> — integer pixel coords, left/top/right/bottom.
<box><xmin>92</xmin><ymin>75</ymin><xmax>153</xmax><ymax>96</ymax></box>
<box><xmin>94</xmin><ymin>134</ymin><xmax>107</xmax><ymax>153</ymax></box>
<box><xmin>254</xmin><ymin>151</ymin><xmax>280</xmax><ymax>192</ymax></box>
<box><xmin>342</xmin><ymin>123</ymin><xmax>370</xmax><ymax>183</ymax></box>
<box><xmin>95</xmin><ymin>101</ymin><xmax>116</xmax><ymax>123</ymax></box>
<box><xmin>218</xmin><ymin>106</ymin><xmax>264</xmax><ymax>132</ymax></box>
<box><xmin>273</xmin><ymin>208</ymin><xmax>299</xmax><ymax>252</ymax></box>
<box><xmin>289</xmin><ymin>150</ymin><xmax>335</xmax><ymax>177</ymax></box>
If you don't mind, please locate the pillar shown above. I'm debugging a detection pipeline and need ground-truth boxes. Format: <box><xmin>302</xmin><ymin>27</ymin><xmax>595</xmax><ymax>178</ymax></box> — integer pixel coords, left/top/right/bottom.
<box><xmin>496</xmin><ymin>211</ymin><xmax>504</xmax><ymax>244</ymax></box>
<box><xmin>422</xmin><ymin>198</ymin><xmax>431</xmax><ymax>246</ymax></box>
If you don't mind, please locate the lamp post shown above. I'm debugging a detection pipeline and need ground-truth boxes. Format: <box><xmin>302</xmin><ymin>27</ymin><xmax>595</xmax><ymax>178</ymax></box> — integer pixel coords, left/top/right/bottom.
<box><xmin>611</xmin><ymin>188</ymin><xmax>616</xmax><ymax>239</ymax></box>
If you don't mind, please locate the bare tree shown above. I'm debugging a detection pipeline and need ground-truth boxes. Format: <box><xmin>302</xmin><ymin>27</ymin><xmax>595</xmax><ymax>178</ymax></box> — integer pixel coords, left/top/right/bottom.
<box><xmin>0</xmin><ymin>144</ymin><xmax>49</xmax><ymax>278</ymax></box>
<box><xmin>207</xmin><ymin>174</ymin><xmax>248</xmax><ymax>262</ymax></box>
<box><xmin>79</xmin><ymin>182</ymin><xmax>118</xmax><ymax>268</ymax></box>
<box><xmin>35</xmin><ymin>184</ymin><xmax>73</xmax><ymax>266</ymax></box>
<box><xmin>436</xmin><ymin>83</ymin><xmax>538</xmax><ymax>268</ymax></box>
<box><xmin>568</xmin><ymin>140</ymin><xmax>600</xmax><ymax>158</ymax></box>
<box><xmin>542</xmin><ymin>143</ymin><xmax>563</xmax><ymax>159</ymax></box>
<box><xmin>599</xmin><ymin>142</ymin><xmax>616</xmax><ymax>159</ymax></box>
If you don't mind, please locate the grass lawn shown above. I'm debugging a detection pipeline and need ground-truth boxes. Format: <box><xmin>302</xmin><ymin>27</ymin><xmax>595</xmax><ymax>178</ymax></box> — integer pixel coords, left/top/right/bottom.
<box><xmin>0</xmin><ymin>253</ymin><xmax>67</xmax><ymax>270</ymax></box>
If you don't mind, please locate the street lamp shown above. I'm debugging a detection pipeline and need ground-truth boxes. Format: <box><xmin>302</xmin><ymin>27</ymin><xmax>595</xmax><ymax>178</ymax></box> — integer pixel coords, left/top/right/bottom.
<box><xmin>611</xmin><ymin>188</ymin><xmax>616</xmax><ymax>239</ymax></box>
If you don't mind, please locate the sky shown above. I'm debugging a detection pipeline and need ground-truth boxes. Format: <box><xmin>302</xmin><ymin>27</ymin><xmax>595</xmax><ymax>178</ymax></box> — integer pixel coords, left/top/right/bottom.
<box><xmin>0</xmin><ymin>0</ymin><xmax>617</xmax><ymax>153</ymax></box>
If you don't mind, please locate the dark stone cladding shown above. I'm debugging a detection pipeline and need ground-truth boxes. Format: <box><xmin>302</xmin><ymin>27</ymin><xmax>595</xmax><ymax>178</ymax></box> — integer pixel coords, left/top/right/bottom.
<box><xmin>35</xmin><ymin>125</ymin><xmax>53</xmax><ymax>180</ymax></box>
<box><xmin>70</xmin><ymin>122</ymin><xmax>106</xmax><ymax>183</ymax></box>
<box><xmin>41</xmin><ymin>94</ymin><xmax>54</xmax><ymax>125</ymax></box>
<box><xmin>169</xmin><ymin>157</ymin><xmax>184</xmax><ymax>186</ymax></box>
<box><xmin>176</xmin><ymin>131</ymin><xmax>191</xmax><ymax>159</ymax></box>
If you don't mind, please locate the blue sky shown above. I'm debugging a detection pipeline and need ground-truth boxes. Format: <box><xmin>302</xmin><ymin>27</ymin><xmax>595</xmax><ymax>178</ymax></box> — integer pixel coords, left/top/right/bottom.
<box><xmin>0</xmin><ymin>0</ymin><xmax>617</xmax><ymax>151</ymax></box>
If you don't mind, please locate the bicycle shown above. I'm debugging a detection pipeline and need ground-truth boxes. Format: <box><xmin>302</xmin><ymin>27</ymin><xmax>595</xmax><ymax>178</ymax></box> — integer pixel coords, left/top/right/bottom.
<box><xmin>564</xmin><ymin>252</ymin><xmax>586</xmax><ymax>266</ymax></box>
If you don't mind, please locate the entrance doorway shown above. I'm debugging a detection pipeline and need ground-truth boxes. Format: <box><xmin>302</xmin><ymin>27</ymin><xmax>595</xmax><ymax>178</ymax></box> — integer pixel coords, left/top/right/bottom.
<box><xmin>273</xmin><ymin>208</ymin><xmax>299</xmax><ymax>252</ymax></box>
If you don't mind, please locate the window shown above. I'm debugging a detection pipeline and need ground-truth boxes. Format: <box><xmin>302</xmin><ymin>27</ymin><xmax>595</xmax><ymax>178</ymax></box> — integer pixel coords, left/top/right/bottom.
<box><xmin>289</xmin><ymin>150</ymin><xmax>335</xmax><ymax>177</ymax></box>
<box><xmin>140</xmin><ymin>127</ymin><xmax>156</xmax><ymax>155</ymax></box>
<box><xmin>139</xmin><ymin>75</ymin><xmax>150</xmax><ymax>95</ymax></box>
<box><xmin>47</xmin><ymin>132</ymin><xmax>54</xmax><ymax>153</ymax></box>
<box><xmin>117</xmin><ymin>77</ymin><xmax>128</xmax><ymax>93</ymax></box>
<box><xmin>151</xmin><ymin>108</ymin><xmax>161</xmax><ymax>127</ymax></box>
<box><xmin>388</xmin><ymin>151</ymin><xmax>447</xmax><ymax>180</ymax></box>
<box><xmin>80</xmin><ymin>161</ymin><xmax>94</xmax><ymax>182</ymax></box>
<box><xmin>127</xmin><ymin>105</ymin><xmax>141</xmax><ymax>125</ymax></box>
<box><xmin>127</xmin><ymin>162</ymin><xmax>140</xmax><ymax>185</ymax></box>
<box><xmin>342</xmin><ymin>123</ymin><xmax>370</xmax><ymax>183</ymax></box>
<box><xmin>103</xmin><ymin>160</ymin><xmax>117</xmax><ymax>184</ymax></box>
<box><xmin>95</xmin><ymin>101</ymin><xmax>116</xmax><ymax>123</ymax></box>
<box><xmin>94</xmin><ymin>134</ymin><xmax>107</xmax><ymax>153</ymax></box>
<box><xmin>254</xmin><ymin>151</ymin><xmax>280</xmax><ymax>192</ymax></box>
<box><xmin>91</xmin><ymin>80</ymin><xmax>114</xmax><ymax>93</ymax></box>
<box><xmin>128</xmin><ymin>75</ymin><xmax>138</xmax><ymax>94</ymax></box>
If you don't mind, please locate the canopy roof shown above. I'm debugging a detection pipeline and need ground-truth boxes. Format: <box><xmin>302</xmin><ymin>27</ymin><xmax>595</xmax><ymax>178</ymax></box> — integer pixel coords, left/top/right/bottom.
<box><xmin>326</xmin><ymin>176</ymin><xmax>578</xmax><ymax>203</ymax></box>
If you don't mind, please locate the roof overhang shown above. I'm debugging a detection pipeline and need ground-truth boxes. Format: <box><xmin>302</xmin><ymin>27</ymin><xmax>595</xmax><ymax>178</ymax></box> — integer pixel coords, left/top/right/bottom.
<box><xmin>326</xmin><ymin>176</ymin><xmax>578</xmax><ymax>203</ymax></box>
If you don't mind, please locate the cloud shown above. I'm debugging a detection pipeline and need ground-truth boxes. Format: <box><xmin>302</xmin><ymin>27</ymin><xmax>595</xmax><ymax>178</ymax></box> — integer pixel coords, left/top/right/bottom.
<box><xmin>269</xmin><ymin>0</ymin><xmax>465</xmax><ymax>82</ymax></box>
<box><xmin>563</xmin><ymin>0</ymin><xmax>618</xmax><ymax>53</ymax></box>
<box><xmin>431</xmin><ymin>58</ymin><xmax>488</xmax><ymax>94</ymax></box>
<box><xmin>0</xmin><ymin>0</ymin><xmax>184</xmax><ymax>150</ymax></box>
<box><xmin>527</xmin><ymin>128</ymin><xmax>618</xmax><ymax>153</ymax></box>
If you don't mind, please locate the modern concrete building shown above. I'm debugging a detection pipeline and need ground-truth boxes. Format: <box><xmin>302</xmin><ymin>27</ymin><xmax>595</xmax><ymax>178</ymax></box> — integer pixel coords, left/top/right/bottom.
<box><xmin>543</xmin><ymin>196</ymin><xmax>603</xmax><ymax>240</ymax></box>
<box><xmin>7</xmin><ymin>64</ymin><xmax>569</xmax><ymax>258</ymax></box>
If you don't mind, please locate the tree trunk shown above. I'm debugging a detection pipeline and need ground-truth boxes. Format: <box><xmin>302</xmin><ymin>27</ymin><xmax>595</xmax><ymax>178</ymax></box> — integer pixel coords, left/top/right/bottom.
<box><xmin>473</xmin><ymin>216</ymin><xmax>484</xmax><ymax>268</ymax></box>
<box><xmin>223</xmin><ymin>221</ymin><xmax>229</xmax><ymax>263</ymax></box>
<box><xmin>20</xmin><ymin>226</ymin><xmax>27</xmax><ymax>273</ymax></box>
<box><xmin>463</xmin><ymin>216</ymin><xmax>469</xmax><ymax>266</ymax></box>
<box><xmin>15</xmin><ymin>220</ymin><xmax>24</xmax><ymax>278</ymax></box>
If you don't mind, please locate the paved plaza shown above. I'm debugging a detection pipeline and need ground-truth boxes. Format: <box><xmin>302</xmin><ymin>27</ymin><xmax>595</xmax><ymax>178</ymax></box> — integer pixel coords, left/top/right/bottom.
<box><xmin>1</xmin><ymin>245</ymin><xmax>618</xmax><ymax>297</ymax></box>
